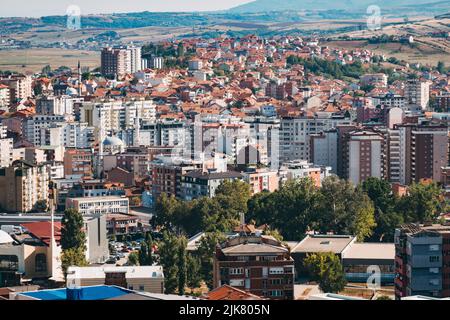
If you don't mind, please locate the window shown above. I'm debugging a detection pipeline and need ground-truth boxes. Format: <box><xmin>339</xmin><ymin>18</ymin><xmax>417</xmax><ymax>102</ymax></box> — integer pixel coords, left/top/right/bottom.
<box><xmin>269</xmin><ymin>267</ymin><xmax>284</xmax><ymax>275</ymax></box>
<box><xmin>35</xmin><ymin>254</ymin><xmax>47</xmax><ymax>272</ymax></box>
<box><xmin>229</xmin><ymin>279</ymin><xmax>244</xmax><ymax>287</ymax></box>
<box><xmin>270</xmin><ymin>278</ymin><xmax>283</xmax><ymax>285</ymax></box>
<box><xmin>139</xmin><ymin>285</ymin><xmax>145</xmax><ymax>291</ymax></box>
<box><xmin>429</xmin><ymin>279</ymin><xmax>439</xmax><ymax>286</ymax></box>
<box><xmin>430</xmin><ymin>256</ymin><xmax>440</xmax><ymax>263</ymax></box>
<box><xmin>229</xmin><ymin>268</ymin><xmax>243</xmax><ymax>275</ymax></box>
<box><xmin>430</xmin><ymin>268</ymin><xmax>439</xmax><ymax>274</ymax></box>
<box><xmin>429</xmin><ymin>245</ymin><xmax>440</xmax><ymax>251</ymax></box>
<box><xmin>270</xmin><ymin>290</ymin><xmax>283</xmax><ymax>297</ymax></box>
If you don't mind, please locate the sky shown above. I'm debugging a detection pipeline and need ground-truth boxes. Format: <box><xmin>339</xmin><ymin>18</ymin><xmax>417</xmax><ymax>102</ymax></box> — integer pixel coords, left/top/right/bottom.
<box><xmin>0</xmin><ymin>0</ymin><xmax>253</xmax><ymax>17</ymax></box>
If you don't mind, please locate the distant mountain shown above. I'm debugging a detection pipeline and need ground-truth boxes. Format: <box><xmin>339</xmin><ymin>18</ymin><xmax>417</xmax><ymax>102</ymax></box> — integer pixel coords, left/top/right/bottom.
<box><xmin>229</xmin><ymin>0</ymin><xmax>450</xmax><ymax>13</ymax></box>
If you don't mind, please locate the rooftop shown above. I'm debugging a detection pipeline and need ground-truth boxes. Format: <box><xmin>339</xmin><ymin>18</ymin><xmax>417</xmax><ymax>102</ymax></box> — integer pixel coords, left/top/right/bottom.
<box><xmin>66</xmin><ymin>266</ymin><xmax>164</xmax><ymax>280</ymax></box>
<box><xmin>292</xmin><ymin>235</ymin><xmax>356</xmax><ymax>254</ymax></box>
<box><xmin>205</xmin><ymin>285</ymin><xmax>264</xmax><ymax>300</ymax></box>
<box><xmin>14</xmin><ymin>285</ymin><xmax>201</xmax><ymax>301</ymax></box>
<box><xmin>342</xmin><ymin>243</ymin><xmax>395</xmax><ymax>261</ymax></box>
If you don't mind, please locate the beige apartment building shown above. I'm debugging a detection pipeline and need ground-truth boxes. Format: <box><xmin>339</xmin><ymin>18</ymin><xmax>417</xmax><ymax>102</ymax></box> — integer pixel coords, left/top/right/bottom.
<box><xmin>0</xmin><ymin>160</ymin><xmax>49</xmax><ymax>212</ymax></box>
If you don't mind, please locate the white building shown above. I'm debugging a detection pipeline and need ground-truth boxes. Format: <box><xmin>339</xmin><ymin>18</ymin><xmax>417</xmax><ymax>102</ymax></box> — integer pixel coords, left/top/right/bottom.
<box><xmin>310</xmin><ymin>130</ymin><xmax>338</xmax><ymax>174</ymax></box>
<box><xmin>66</xmin><ymin>196</ymin><xmax>129</xmax><ymax>215</ymax></box>
<box><xmin>0</xmin><ymin>125</ymin><xmax>13</xmax><ymax>167</ymax></box>
<box><xmin>405</xmin><ymin>79</ymin><xmax>430</xmax><ymax>110</ymax></box>
<box><xmin>66</xmin><ymin>266</ymin><xmax>164</xmax><ymax>293</ymax></box>
<box><xmin>79</xmin><ymin>99</ymin><xmax>156</xmax><ymax>135</ymax></box>
<box><xmin>348</xmin><ymin>131</ymin><xmax>384</xmax><ymax>185</ymax></box>
<box><xmin>280</xmin><ymin>115</ymin><xmax>352</xmax><ymax>162</ymax></box>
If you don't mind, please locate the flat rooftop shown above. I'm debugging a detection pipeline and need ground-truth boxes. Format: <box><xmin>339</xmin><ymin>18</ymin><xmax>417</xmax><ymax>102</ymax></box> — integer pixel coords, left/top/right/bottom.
<box><xmin>15</xmin><ymin>285</ymin><xmax>201</xmax><ymax>301</ymax></box>
<box><xmin>342</xmin><ymin>243</ymin><xmax>395</xmax><ymax>261</ymax></box>
<box><xmin>67</xmin><ymin>266</ymin><xmax>164</xmax><ymax>280</ymax></box>
<box><xmin>292</xmin><ymin>235</ymin><xmax>355</xmax><ymax>254</ymax></box>
<box><xmin>19</xmin><ymin>285</ymin><xmax>133</xmax><ymax>300</ymax></box>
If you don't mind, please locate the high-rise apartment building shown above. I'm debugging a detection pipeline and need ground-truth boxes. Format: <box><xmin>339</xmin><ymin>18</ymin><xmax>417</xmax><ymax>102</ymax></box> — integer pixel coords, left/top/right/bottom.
<box><xmin>405</xmin><ymin>79</ymin><xmax>430</xmax><ymax>110</ymax></box>
<box><xmin>101</xmin><ymin>46</ymin><xmax>142</xmax><ymax>77</ymax></box>
<box><xmin>391</xmin><ymin>124</ymin><xmax>449</xmax><ymax>184</ymax></box>
<box><xmin>348</xmin><ymin>130</ymin><xmax>385</xmax><ymax>185</ymax></box>
<box><xmin>0</xmin><ymin>160</ymin><xmax>49</xmax><ymax>212</ymax></box>
<box><xmin>280</xmin><ymin>115</ymin><xmax>352</xmax><ymax>163</ymax></box>
<box><xmin>395</xmin><ymin>224</ymin><xmax>450</xmax><ymax>299</ymax></box>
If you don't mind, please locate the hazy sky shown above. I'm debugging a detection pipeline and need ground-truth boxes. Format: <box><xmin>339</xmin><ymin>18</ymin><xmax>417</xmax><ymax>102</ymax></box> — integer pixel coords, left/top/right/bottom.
<box><xmin>0</xmin><ymin>0</ymin><xmax>253</xmax><ymax>17</ymax></box>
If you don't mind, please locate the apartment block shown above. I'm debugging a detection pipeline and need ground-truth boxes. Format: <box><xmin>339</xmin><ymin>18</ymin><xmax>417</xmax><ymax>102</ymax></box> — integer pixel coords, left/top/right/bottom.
<box><xmin>213</xmin><ymin>235</ymin><xmax>295</xmax><ymax>300</ymax></box>
<box><xmin>0</xmin><ymin>160</ymin><xmax>49</xmax><ymax>213</ymax></box>
<box><xmin>348</xmin><ymin>130</ymin><xmax>385</xmax><ymax>185</ymax></box>
<box><xmin>395</xmin><ymin>224</ymin><xmax>450</xmax><ymax>299</ymax></box>
<box><xmin>66</xmin><ymin>196</ymin><xmax>129</xmax><ymax>216</ymax></box>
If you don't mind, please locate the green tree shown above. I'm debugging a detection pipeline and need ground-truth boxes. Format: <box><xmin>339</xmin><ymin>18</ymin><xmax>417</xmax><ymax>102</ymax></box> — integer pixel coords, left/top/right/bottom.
<box><xmin>177</xmin><ymin>43</ymin><xmax>185</xmax><ymax>57</ymax></box>
<box><xmin>41</xmin><ymin>65</ymin><xmax>51</xmax><ymax>75</ymax></box>
<box><xmin>145</xmin><ymin>232</ymin><xmax>154</xmax><ymax>266</ymax></box>
<box><xmin>34</xmin><ymin>200</ymin><xmax>48</xmax><ymax>212</ymax></box>
<box><xmin>197</xmin><ymin>232</ymin><xmax>225</xmax><ymax>289</ymax></box>
<box><xmin>61</xmin><ymin>209</ymin><xmax>86</xmax><ymax>251</ymax></box>
<box><xmin>128</xmin><ymin>252</ymin><xmax>139</xmax><ymax>266</ymax></box>
<box><xmin>437</xmin><ymin>61</ymin><xmax>446</xmax><ymax>74</ymax></box>
<box><xmin>33</xmin><ymin>83</ymin><xmax>43</xmax><ymax>96</ymax></box>
<box><xmin>153</xmin><ymin>193</ymin><xmax>181</xmax><ymax>231</ymax></box>
<box><xmin>138</xmin><ymin>243</ymin><xmax>148</xmax><ymax>265</ymax></box>
<box><xmin>317</xmin><ymin>176</ymin><xmax>376</xmax><ymax>240</ymax></box>
<box><xmin>61</xmin><ymin>248</ymin><xmax>88</xmax><ymax>277</ymax></box>
<box><xmin>248</xmin><ymin>178</ymin><xmax>320</xmax><ymax>240</ymax></box>
<box><xmin>361</xmin><ymin>178</ymin><xmax>403</xmax><ymax>242</ymax></box>
<box><xmin>186</xmin><ymin>254</ymin><xmax>202</xmax><ymax>288</ymax></box>
<box><xmin>177</xmin><ymin>236</ymin><xmax>187</xmax><ymax>295</ymax></box>
<box><xmin>158</xmin><ymin>231</ymin><xmax>180</xmax><ymax>294</ymax></box>
<box><xmin>351</xmin><ymin>188</ymin><xmax>377</xmax><ymax>241</ymax></box>
<box><xmin>304</xmin><ymin>252</ymin><xmax>347</xmax><ymax>293</ymax></box>
<box><xmin>398</xmin><ymin>182</ymin><xmax>443</xmax><ymax>223</ymax></box>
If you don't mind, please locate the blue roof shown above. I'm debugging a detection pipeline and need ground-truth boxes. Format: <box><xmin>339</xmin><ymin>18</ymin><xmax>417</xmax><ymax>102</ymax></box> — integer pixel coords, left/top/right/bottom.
<box><xmin>22</xmin><ymin>285</ymin><xmax>132</xmax><ymax>300</ymax></box>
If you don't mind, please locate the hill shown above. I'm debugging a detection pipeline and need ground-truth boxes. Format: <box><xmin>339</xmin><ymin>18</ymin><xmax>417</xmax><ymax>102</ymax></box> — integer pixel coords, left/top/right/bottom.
<box><xmin>229</xmin><ymin>0</ymin><xmax>450</xmax><ymax>14</ymax></box>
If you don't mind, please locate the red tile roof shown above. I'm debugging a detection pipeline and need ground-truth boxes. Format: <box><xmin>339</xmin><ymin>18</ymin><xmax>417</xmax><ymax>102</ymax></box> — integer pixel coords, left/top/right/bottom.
<box><xmin>21</xmin><ymin>221</ymin><xmax>62</xmax><ymax>246</ymax></box>
<box><xmin>205</xmin><ymin>285</ymin><xmax>264</xmax><ymax>300</ymax></box>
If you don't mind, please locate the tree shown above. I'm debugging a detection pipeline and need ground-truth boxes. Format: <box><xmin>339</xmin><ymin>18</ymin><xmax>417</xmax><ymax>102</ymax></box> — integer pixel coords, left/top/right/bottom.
<box><xmin>317</xmin><ymin>176</ymin><xmax>376</xmax><ymax>240</ymax></box>
<box><xmin>158</xmin><ymin>231</ymin><xmax>180</xmax><ymax>294</ymax></box>
<box><xmin>128</xmin><ymin>252</ymin><xmax>139</xmax><ymax>266</ymax></box>
<box><xmin>153</xmin><ymin>193</ymin><xmax>181</xmax><ymax>231</ymax></box>
<box><xmin>130</xmin><ymin>196</ymin><xmax>141</xmax><ymax>207</ymax></box>
<box><xmin>138</xmin><ymin>243</ymin><xmax>148</xmax><ymax>266</ymax></box>
<box><xmin>145</xmin><ymin>232</ymin><xmax>154</xmax><ymax>266</ymax></box>
<box><xmin>215</xmin><ymin>180</ymin><xmax>252</xmax><ymax>216</ymax></box>
<box><xmin>398</xmin><ymin>182</ymin><xmax>443</xmax><ymax>223</ymax></box>
<box><xmin>437</xmin><ymin>61</ymin><xmax>446</xmax><ymax>74</ymax></box>
<box><xmin>248</xmin><ymin>178</ymin><xmax>320</xmax><ymax>240</ymax></box>
<box><xmin>41</xmin><ymin>65</ymin><xmax>51</xmax><ymax>75</ymax></box>
<box><xmin>177</xmin><ymin>236</ymin><xmax>187</xmax><ymax>295</ymax></box>
<box><xmin>33</xmin><ymin>83</ymin><xmax>43</xmax><ymax>96</ymax></box>
<box><xmin>186</xmin><ymin>254</ymin><xmax>202</xmax><ymax>288</ymax></box>
<box><xmin>351</xmin><ymin>188</ymin><xmax>377</xmax><ymax>241</ymax></box>
<box><xmin>197</xmin><ymin>232</ymin><xmax>225</xmax><ymax>289</ymax></box>
<box><xmin>304</xmin><ymin>252</ymin><xmax>347</xmax><ymax>293</ymax></box>
<box><xmin>61</xmin><ymin>209</ymin><xmax>86</xmax><ymax>251</ymax></box>
<box><xmin>177</xmin><ymin>43</ymin><xmax>185</xmax><ymax>57</ymax></box>
<box><xmin>361</xmin><ymin>178</ymin><xmax>403</xmax><ymax>242</ymax></box>
<box><xmin>61</xmin><ymin>248</ymin><xmax>88</xmax><ymax>278</ymax></box>
<box><xmin>34</xmin><ymin>200</ymin><xmax>48</xmax><ymax>212</ymax></box>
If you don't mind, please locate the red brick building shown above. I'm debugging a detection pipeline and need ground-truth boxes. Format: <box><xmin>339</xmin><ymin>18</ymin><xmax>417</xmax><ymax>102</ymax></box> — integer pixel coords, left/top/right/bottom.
<box><xmin>213</xmin><ymin>234</ymin><xmax>294</xmax><ymax>300</ymax></box>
